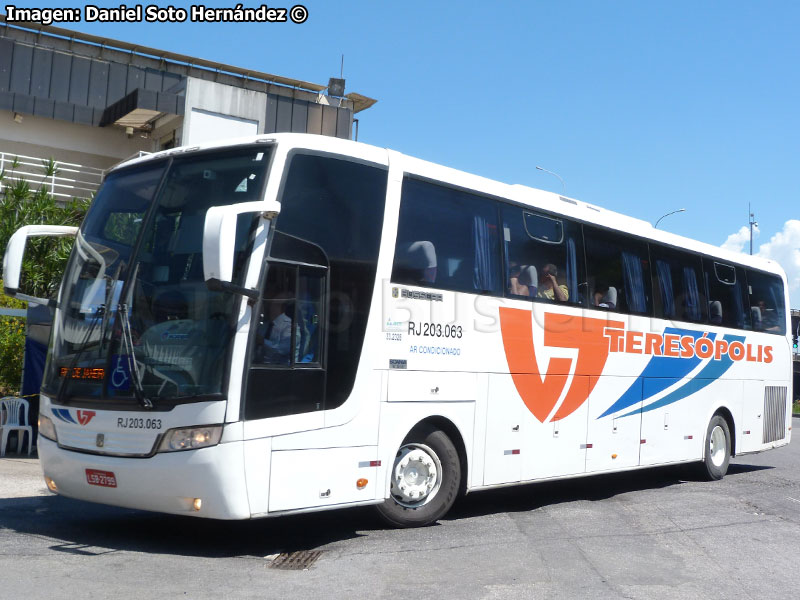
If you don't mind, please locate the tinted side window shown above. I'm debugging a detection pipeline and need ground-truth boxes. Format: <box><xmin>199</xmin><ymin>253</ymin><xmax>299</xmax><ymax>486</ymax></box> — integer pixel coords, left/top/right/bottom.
<box><xmin>747</xmin><ymin>269</ymin><xmax>786</xmax><ymax>334</ymax></box>
<box><xmin>272</xmin><ymin>155</ymin><xmax>387</xmax><ymax>411</ymax></box>
<box><xmin>244</xmin><ymin>232</ymin><xmax>329</xmax><ymax>421</ymax></box>
<box><xmin>501</xmin><ymin>205</ymin><xmax>585</xmax><ymax>306</ymax></box>
<box><xmin>392</xmin><ymin>178</ymin><xmax>501</xmax><ymax>295</ymax></box>
<box><xmin>252</xmin><ymin>261</ymin><xmax>324</xmax><ymax>368</ymax></box>
<box><xmin>584</xmin><ymin>227</ymin><xmax>652</xmax><ymax>315</ymax></box>
<box><xmin>704</xmin><ymin>259</ymin><xmax>748</xmax><ymax>329</ymax></box>
<box><xmin>651</xmin><ymin>245</ymin><xmax>706</xmax><ymax>323</ymax></box>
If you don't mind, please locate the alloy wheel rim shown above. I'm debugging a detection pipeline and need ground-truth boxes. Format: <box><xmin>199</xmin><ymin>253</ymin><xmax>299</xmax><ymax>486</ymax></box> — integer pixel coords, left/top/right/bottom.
<box><xmin>390</xmin><ymin>443</ymin><xmax>443</xmax><ymax>509</ymax></box>
<box><xmin>709</xmin><ymin>425</ymin><xmax>727</xmax><ymax>468</ymax></box>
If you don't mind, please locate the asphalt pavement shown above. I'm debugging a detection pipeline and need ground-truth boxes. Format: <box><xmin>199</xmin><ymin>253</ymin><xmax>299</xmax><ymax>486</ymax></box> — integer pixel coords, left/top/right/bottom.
<box><xmin>1</xmin><ymin>421</ymin><xmax>800</xmax><ymax>600</ymax></box>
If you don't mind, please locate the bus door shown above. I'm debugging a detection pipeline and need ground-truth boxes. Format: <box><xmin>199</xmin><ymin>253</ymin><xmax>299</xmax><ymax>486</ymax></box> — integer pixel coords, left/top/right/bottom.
<box><xmin>244</xmin><ymin>233</ymin><xmax>328</xmax><ymax>425</ymax></box>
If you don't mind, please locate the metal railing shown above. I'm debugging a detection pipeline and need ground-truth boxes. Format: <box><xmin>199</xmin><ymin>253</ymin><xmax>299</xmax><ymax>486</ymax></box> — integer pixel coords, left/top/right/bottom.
<box><xmin>0</xmin><ymin>152</ymin><xmax>104</xmax><ymax>201</ymax></box>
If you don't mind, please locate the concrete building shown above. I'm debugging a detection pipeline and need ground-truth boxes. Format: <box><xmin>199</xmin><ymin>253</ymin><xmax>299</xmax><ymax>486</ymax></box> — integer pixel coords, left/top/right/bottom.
<box><xmin>0</xmin><ymin>15</ymin><xmax>376</xmax><ymax>200</ymax></box>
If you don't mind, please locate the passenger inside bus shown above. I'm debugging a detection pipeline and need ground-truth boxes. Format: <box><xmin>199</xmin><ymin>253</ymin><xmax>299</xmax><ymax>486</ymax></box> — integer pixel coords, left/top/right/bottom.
<box><xmin>508</xmin><ymin>263</ymin><xmax>538</xmax><ymax>297</ymax></box>
<box><xmin>256</xmin><ymin>297</ymin><xmax>295</xmax><ymax>365</ymax></box>
<box><xmin>755</xmin><ymin>299</ymin><xmax>782</xmax><ymax>332</ymax></box>
<box><xmin>537</xmin><ymin>263</ymin><xmax>569</xmax><ymax>302</ymax></box>
<box><xmin>593</xmin><ymin>285</ymin><xmax>617</xmax><ymax>310</ymax></box>
<box><xmin>709</xmin><ymin>300</ymin><xmax>723</xmax><ymax>325</ymax></box>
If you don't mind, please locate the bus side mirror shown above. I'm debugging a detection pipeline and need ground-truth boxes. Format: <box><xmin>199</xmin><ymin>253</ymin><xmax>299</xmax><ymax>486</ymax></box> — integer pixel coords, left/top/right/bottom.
<box><xmin>3</xmin><ymin>225</ymin><xmax>79</xmax><ymax>305</ymax></box>
<box><xmin>202</xmin><ymin>200</ymin><xmax>280</xmax><ymax>297</ymax></box>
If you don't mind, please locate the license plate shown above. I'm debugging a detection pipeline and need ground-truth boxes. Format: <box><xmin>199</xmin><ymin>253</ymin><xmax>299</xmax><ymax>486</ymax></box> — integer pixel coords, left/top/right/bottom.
<box><xmin>85</xmin><ymin>469</ymin><xmax>117</xmax><ymax>488</ymax></box>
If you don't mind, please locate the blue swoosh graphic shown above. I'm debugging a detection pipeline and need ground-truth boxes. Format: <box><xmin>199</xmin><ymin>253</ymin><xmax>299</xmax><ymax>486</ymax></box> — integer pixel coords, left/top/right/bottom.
<box><xmin>598</xmin><ymin>328</ymin><xmax>713</xmax><ymax>418</ymax></box>
<box><xmin>618</xmin><ymin>334</ymin><xmax>745</xmax><ymax>418</ymax></box>
<box><xmin>52</xmin><ymin>408</ymin><xmax>77</xmax><ymax>424</ymax></box>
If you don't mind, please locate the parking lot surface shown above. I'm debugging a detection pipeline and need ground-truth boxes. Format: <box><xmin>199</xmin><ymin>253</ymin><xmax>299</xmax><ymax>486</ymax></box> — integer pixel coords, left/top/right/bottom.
<box><xmin>2</xmin><ymin>419</ymin><xmax>800</xmax><ymax>600</ymax></box>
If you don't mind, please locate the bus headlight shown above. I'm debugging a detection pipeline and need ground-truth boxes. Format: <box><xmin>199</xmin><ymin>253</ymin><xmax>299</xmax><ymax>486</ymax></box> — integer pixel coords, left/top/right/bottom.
<box><xmin>38</xmin><ymin>415</ymin><xmax>58</xmax><ymax>442</ymax></box>
<box><xmin>158</xmin><ymin>426</ymin><xmax>223</xmax><ymax>452</ymax></box>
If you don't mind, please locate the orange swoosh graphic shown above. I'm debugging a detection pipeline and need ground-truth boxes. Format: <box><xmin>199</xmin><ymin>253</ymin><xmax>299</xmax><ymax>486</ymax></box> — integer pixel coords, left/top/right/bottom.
<box><xmin>499</xmin><ymin>308</ymin><xmax>623</xmax><ymax>422</ymax></box>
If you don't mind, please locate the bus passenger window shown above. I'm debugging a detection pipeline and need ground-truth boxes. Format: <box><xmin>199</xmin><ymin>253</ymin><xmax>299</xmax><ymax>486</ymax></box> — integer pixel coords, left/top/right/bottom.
<box><xmin>502</xmin><ymin>207</ymin><xmax>585</xmax><ymax>306</ymax></box>
<box><xmin>703</xmin><ymin>260</ymin><xmax>748</xmax><ymax>329</ymax></box>
<box><xmin>502</xmin><ymin>205</ymin><xmax>586</xmax><ymax>305</ymax></box>
<box><xmin>272</xmin><ymin>154</ymin><xmax>384</xmax><ymax>413</ymax></box>
<box><xmin>651</xmin><ymin>246</ymin><xmax>705</xmax><ymax>323</ymax></box>
<box><xmin>255</xmin><ymin>264</ymin><xmax>297</xmax><ymax>365</ymax></box>
<box><xmin>391</xmin><ymin>178</ymin><xmax>501</xmax><ymax>295</ymax></box>
<box><xmin>253</xmin><ymin>261</ymin><xmax>325</xmax><ymax>366</ymax></box>
<box><xmin>746</xmin><ymin>269</ymin><xmax>786</xmax><ymax>334</ymax></box>
<box><xmin>584</xmin><ymin>227</ymin><xmax>651</xmax><ymax>315</ymax></box>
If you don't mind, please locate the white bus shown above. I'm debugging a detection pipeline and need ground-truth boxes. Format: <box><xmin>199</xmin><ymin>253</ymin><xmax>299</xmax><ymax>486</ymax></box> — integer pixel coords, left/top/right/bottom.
<box><xmin>4</xmin><ymin>133</ymin><xmax>792</xmax><ymax>527</ymax></box>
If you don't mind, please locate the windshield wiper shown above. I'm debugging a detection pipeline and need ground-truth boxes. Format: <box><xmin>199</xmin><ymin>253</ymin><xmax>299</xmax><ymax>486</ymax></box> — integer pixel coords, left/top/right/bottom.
<box><xmin>98</xmin><ymin>262</ymin><xmax>125</xmax><ymax>352</ymax></box>
<box><xmin>119</xmin><ymin>302</ymin><xmax>152</xmax><ymax>409</ymax></box>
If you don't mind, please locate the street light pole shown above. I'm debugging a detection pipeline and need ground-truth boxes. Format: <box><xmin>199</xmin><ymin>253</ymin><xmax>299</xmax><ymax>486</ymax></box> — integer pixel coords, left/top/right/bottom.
<box><xmin>535</xmin><ymin>166</ymin><xmax>566</xmax><ymax>196</ymax></box>
<box><xmin>654</xmin><ymin>208</ymin><xmax>686</xmax><ymax>229</ymax></box>
<box><xmin>749</xmin><ymin>203</ymin><xmax>758</xmax><ymax>255</ymax></box>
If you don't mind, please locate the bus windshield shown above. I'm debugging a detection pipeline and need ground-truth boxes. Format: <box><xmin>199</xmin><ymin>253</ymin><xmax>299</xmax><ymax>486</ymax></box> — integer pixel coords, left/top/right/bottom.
<box><xmin>43</xmin><ymin>145</ymin><xmax>272</xmax><ymax>405</ymax></box>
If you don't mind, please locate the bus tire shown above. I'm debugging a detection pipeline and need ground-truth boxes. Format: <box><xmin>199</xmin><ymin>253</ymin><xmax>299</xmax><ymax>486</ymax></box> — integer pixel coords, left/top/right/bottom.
<box><xmin>701</xmin><ymin>415</ymin><xmax>731</xmax><ymax>481</ymax></box>
<box><xmin>376</xmin><ymin>425</ymin><xmax>461</xmax><ymax>528</ymax></box>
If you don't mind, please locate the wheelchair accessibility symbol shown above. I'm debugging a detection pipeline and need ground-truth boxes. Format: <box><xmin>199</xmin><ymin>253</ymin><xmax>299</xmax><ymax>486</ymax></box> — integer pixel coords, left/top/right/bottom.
<box><xmin>110</xmin><ymin>355</ymin><xmax>131</xmax><ymax>391</ymax></box>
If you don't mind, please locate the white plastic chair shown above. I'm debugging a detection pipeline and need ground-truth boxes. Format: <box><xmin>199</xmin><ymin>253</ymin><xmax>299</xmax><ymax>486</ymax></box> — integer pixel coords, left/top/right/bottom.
<box><xmin>0</xmin><ymin>397</ymin><xmax>33</xmax><ymax>457</ymax></box>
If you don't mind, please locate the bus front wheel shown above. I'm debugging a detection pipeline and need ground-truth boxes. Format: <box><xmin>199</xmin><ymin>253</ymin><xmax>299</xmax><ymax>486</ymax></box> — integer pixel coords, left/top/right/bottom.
<box><xmin>701</xmin><ymin>415</ymin><xmax>731</xmax><ymax>481</ymax></box>
<box><xmin>376</xmin><ymin>425</ymin><xmax>461</xmax><ymax>528</ymax></box>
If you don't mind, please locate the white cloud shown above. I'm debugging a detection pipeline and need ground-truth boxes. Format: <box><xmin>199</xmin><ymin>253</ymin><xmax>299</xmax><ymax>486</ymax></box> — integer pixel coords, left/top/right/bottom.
<box><xmin>755</xmin><ymin>220</ymin><xmax>800</xmax><ymax>309</ymax></box>
<box><xmin>719</xmin><ymin>220</ymin><xmax>800</xmax><ymax>308</ymax></box>
<box><xmin>721</xmin><ymin>225</ymin><xmax>759</xmax><ymax>253</ymax></box>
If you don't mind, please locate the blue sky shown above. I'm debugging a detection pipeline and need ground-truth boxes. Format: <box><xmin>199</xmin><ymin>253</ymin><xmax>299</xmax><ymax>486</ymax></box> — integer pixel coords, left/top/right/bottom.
<box><xmin>8</xmin><ymin>1</ymin><xmax>800</xmax><ymax>306</ymax></box>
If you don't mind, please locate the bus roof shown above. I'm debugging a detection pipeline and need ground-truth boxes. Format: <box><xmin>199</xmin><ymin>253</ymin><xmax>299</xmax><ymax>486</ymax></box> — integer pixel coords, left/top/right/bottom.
<box><xmin>110</xmin><ymin>132</ymin><xmax>787</xmax><ymax>281</ymax></box>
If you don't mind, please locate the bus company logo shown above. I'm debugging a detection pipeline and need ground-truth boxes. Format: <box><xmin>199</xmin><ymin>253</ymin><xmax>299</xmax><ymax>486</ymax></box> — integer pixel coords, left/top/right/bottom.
<box><xmin>51</xmin><ymin>408</ymin><xmax>96</xmax><ymax>426</ymax></box>
<box><xmin>392</xmin><ymin>287</ymin><xmax>444</xmax><ymax>302</ymax></box>
<box><xmin>498</xmin><ymin>308</ymin><xmax>774</xmax><ymax>423</ymax></box>
<box><xmin>601</xmin><ymin>326</ymin><xmax>773</xmax><ymax>364</ymax></box>
<box><xmin>499</xmin><ymin>309</ymin><xmax>615</xmax><ymax>423</ymax></box>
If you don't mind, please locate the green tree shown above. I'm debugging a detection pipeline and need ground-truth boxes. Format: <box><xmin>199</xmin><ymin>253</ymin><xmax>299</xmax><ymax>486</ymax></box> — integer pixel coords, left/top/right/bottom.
<box><xmin>0</xmin><ymin>280</ymin><xmax>27</xmax><ymax>395</ymax></box>
<box><xmin>1</xmin><ymin>158</ymin><xmax>90</xmax><ymax>298</ymax></box>
<box><xmin>0</xmin><ymin>158</ymin><xmax>90</xmax><ymax>393</ymax></box>
<box><xmin>0</xmin><ymin>278</ymin><xmax>27</xmax><ymax>395</ymax></box>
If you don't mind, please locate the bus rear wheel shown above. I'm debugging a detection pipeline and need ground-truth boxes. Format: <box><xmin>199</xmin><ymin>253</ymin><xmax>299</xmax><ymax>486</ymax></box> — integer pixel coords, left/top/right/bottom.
<box><xmin>700</xmin><ymin>415</ymin><xmax>731</xmax><ymax>481</ymax></box>
<box><xmin>376</xmin><ymin>425</ymin><xmax>461</xmax><ymax>528</ymax></box>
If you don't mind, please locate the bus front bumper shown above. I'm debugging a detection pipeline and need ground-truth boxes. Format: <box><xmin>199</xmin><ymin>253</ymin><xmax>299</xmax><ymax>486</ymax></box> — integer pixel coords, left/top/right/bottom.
<box><xmin>38</xmin><ymin>437</ymin><xmax>251</xmax><ymax>519</ymax></box>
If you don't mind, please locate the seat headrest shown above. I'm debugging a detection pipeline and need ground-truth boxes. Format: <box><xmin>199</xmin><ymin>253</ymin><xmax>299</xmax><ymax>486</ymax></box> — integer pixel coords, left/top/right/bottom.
<box><xmin>402</xmin><ymin>241</ymin><xmax>437</xmax><ymax>268</ymax></box>
<box><xmin>518</xmin><ymin>265</ymin><xmax>538</xmax><ymax>287</ymax></box>
<box><xmin>601</xmin><ymin>286</ymin><xmax>617</xmax><ymax>305</ymax></box>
